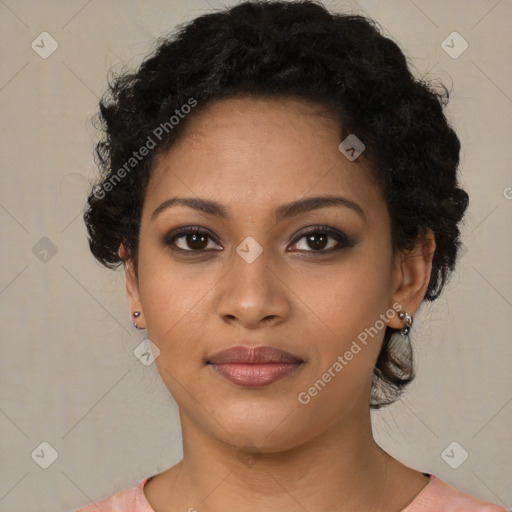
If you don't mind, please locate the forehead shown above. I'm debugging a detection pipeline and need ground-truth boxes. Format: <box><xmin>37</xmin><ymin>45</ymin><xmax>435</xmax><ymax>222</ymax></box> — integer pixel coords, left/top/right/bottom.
<box><xmin>144</xmin><ymin>96</ymin><xmax>385</xmax><ymax>221</ymax></box>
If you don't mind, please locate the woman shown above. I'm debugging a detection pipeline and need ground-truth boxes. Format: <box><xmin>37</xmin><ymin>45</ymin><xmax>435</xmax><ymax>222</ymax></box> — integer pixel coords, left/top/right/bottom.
<box><xmin>77</xmin><ymin>1</ymin><xmax>507</xmax><ymax>510</ymax></box>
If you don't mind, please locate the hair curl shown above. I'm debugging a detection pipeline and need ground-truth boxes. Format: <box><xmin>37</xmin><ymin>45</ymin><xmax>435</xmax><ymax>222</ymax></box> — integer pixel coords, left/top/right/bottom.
<box><xmin>84</xmin><ymin>0</ymin><xmax>469</xmax><ymax>408</ymax></box>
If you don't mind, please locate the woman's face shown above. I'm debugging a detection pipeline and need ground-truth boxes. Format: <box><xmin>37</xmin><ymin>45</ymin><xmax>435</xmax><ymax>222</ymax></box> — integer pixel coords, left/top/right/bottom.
<box><xmin>125</xmin><ymin>96</ymin><xmax>420</xmax><ymax>451</ymax></box>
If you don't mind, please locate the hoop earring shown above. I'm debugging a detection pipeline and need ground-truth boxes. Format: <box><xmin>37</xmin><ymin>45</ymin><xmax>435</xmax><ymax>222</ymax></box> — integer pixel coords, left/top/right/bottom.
<box><xmin>398</xmin><ymin>311</ymin><xmax>413</xmax><ymax>336</ymax></box>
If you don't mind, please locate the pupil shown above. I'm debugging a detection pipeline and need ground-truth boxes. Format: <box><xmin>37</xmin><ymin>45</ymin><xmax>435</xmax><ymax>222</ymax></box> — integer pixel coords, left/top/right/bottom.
<box><xmin>188</xmin><ymin>233</ymin><xmax>207</xmax><ymax>250</ymax></box>
<box><xmin>308</xmin><ymin>233</ymin><xmax>327</xmax><ymax>250</ymax></box>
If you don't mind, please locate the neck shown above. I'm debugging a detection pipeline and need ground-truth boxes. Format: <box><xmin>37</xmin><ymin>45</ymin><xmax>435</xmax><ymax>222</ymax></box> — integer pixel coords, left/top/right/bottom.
<box><xmin>165</xmin><ymin>408</ymin><xmax>395</xmax><ymax>512</ymax></box>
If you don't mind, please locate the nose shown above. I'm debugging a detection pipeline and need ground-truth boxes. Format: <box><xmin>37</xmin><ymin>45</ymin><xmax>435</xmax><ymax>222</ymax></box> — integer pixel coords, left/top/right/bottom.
<box><xmin>216</xmin><ymin>248</ymin><xmax>291</xmax><ymax>329</ymax></box>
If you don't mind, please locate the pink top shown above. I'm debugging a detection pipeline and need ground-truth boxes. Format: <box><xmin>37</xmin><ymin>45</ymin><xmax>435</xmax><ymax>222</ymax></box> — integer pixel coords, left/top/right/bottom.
<box><xmin>75</xmin><ymin>474</ymin><xmax>508</xmax><ymax>512</ymax></box>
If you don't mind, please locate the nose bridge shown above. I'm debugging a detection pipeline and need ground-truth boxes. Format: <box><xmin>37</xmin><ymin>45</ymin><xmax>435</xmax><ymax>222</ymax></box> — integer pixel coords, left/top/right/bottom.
<box><xmin>217</xmin><ymin>235</ymin><xmax>289</xmax><ymax>326</ymax></box>
<box><xmin>232</xmin><ymin>235</ymin><xmax>277</xmax><ymax>300</ymax></box>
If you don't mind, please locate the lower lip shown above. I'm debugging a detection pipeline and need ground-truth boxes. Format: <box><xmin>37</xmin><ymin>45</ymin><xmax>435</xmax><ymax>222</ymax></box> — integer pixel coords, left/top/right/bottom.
<box><xmin>209</xmin><ymin>362</ymin><xmax>302</xmax><ymax>388</ymax></box>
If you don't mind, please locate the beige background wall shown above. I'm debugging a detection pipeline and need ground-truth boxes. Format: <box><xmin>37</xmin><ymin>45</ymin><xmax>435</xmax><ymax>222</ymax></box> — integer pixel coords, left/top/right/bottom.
<box><xmin>0</xmin><ymin>1</ymin><xmax>511</xmax><ymax>511</ymax></box>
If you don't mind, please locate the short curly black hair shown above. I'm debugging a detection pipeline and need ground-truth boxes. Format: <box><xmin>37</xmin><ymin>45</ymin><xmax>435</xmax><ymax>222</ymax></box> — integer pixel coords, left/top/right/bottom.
<box><xmin>84</xmin><ymin>0</ymin><xmax>469</xmax><ymax>408</ymax></box>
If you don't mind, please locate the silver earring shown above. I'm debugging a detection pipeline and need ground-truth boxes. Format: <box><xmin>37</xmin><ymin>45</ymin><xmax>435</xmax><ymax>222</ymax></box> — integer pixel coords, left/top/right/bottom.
<box><xmin>132</xmin><ymin>311</ymin><xmax>144</xmax><ymax>330</ymax></box>
<box><xmin>398</xmin><ymin>311</ymin><xmax>413</xmax><ymax>336</ymax></box>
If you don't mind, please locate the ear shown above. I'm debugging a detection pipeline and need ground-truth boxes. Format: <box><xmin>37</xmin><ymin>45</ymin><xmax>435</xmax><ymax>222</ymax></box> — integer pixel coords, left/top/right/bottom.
<box><xmin>386</xmin><ymin>228</ymin><xmax>436</xmax><ymax>330</ymax></box>
<box><xmin>119</xmin><ymin>243</ymin><xmax>146</xmax><ymax>329</ymax></box>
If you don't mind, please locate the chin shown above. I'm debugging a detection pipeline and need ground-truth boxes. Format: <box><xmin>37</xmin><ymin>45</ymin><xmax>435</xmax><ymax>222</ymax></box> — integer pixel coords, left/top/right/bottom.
<box><xmin>208</xmin><ymin>402</ymin><xmax>314</xmax><ymax>453</ymax></box>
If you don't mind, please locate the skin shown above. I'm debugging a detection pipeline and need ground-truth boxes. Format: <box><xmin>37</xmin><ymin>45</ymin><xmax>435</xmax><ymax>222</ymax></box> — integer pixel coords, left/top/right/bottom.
<box><xmin>120</xmin><ymin>96</ymin><xmax>436</xmax><ymax>512</ymax></box>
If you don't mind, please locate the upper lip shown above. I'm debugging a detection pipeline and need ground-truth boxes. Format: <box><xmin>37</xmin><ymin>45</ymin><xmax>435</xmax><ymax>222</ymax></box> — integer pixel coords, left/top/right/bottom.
<box><xmin>207</xmin><ymin>345</ymin><xmax>303</xmax><ymax>364</ymax></box>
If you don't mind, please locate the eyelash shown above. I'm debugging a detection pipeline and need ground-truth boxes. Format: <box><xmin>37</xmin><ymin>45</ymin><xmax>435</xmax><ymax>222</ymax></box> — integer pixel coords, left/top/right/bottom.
<box><xmin>162</xmin><ymin>225</ymin><xmax>356</xmax><ymax>255</ymax></box>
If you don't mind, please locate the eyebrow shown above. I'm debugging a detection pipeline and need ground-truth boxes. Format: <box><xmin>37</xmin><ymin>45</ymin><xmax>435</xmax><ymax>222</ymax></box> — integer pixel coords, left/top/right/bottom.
<box><xmin>151</xmin><ymin>195</ymin><xmax>366</xmax><ymax>223</ymax></box>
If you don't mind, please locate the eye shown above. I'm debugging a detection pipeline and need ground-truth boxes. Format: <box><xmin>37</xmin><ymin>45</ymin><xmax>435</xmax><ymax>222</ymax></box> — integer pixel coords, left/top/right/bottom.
<box><xmin>163</xmin><ymin>226</ymin><xmax>221</xmax><ymax>252</ymax></box>
<box><xmin>288</xmin><ymin>226</ymin><xmax>356</xmax><ymax>253</ymax></box>
<box><xmin>163</xmin><ymin>225</ymin><xmax>356</xmax><ymax>255</ymax></box>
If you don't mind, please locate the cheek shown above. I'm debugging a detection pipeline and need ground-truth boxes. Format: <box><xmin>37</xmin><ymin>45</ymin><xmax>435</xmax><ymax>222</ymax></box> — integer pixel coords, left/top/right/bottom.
<box><xmin>293</xmin><ymin>259</ymin><xmax>391</xmax><ymax>411</ymax></box>
<box><xmin>141</xmin><ymin>274</ymin><xmax>207</xmax><ymax>352</ymax></box>
<box><xmin>293</xmin><ymin>252</ymin><xmax>393</xmax><ymax>402</ymax></box>
<box><xmin>299</xmin><ymin>250</ymin><xmax>392</xmax><ymax>337</ymax></box>
<box><xmin>136</xmin><ymin>244</ymin><xmax>218</xmax><ymax>365</ymax></box>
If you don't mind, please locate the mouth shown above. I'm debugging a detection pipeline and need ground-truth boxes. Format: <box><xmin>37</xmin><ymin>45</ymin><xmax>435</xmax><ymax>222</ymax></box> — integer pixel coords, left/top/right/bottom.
<box><xmin>206</xmin><ymin>345</ymin><xmax>304</xmax><ymax>388</ymax></box>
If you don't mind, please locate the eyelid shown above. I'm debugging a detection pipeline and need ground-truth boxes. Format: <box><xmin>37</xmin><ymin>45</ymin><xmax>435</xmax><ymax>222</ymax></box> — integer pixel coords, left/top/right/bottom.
<box><xmin>289</xmin><ymin>225</ymin><xmax>354</xmax><ymax>245</ymax></box>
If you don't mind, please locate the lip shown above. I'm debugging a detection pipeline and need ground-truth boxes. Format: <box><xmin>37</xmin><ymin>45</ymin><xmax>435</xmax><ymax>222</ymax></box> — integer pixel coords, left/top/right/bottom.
<box><xmin>207</xmin><ymin>345</ymin><xmax>304</xmax><ymax>388</ymax></box>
